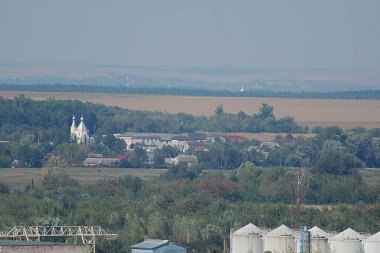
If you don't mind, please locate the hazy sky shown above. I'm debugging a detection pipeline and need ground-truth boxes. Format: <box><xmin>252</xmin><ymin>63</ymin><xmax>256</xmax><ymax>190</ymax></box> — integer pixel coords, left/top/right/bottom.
<box><xmin>1</xmin><ymin>0</ymin><xmax>380</xmax><ymax>69</ymax></box>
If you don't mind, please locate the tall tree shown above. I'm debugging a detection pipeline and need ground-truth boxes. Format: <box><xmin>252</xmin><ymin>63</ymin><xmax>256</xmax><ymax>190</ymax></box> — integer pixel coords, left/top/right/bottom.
<box><xmin>315</xmin><ymin>140</ymin><xmax>363</xmax><ymax>175</ymax></box>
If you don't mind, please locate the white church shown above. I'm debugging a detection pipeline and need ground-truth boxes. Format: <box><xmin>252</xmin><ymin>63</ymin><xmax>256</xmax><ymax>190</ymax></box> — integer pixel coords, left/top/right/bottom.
<box><xmin>70</xmin><ymin>115</ymin><xmax>92</xmax><ymax>144</ymax></box>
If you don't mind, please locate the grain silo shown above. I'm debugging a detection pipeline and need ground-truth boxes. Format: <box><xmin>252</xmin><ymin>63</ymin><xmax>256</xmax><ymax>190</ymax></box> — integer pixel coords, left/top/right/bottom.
<box><xmin>230</xmin><ymin>223</ymin><xmax>263</xmax><ymax>253</ymax></box>
<box><xmin>362</xmin><ymin>231</ymin><xmax>380</xmax><ymax>253</ymax></box>
<box><xmin>264</xmin><ymin>224</ymin><xmax>296</xmax><ymax>253</ymax></box>
<box><xmin>329</xmin><ymin>228</ymin><xmax>364</xmax><ymax>253</ymax></box>
<box><xmin>308</xmin><ymin>226</ymin><xmax>331</xmax><ymax>253</ymax></box>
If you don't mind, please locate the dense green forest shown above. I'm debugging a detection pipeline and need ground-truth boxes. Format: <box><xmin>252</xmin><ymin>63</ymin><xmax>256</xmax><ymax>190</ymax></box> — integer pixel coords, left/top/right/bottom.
<box><xmin>0</xmin><ymin>164</ymin><xmax>379</xmax><ymax>252</ymax></box>
<box><xmin>0</xmin><ymin>95</ymin><xmax>380</xmax><ymax>252</ymax></box>
<box><xmin>1</xmin><ymin>84</ymin><xmax>380</xmax><ymax>99</ymax></box>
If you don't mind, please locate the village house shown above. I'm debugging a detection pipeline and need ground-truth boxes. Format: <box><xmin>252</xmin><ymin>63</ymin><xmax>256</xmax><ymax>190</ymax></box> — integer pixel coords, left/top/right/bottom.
<box><xmin>115</xmin><ymin>132</ymin><xmax>208</xmax><ymax>150</ymax></box>
<box><xmin>171</xmin><ymin>135</ymin><xmax>190</xmax><ymax>149</ymax></box>
<box><xmin>114</xmin><ymin>133</ymin><xmax>174</xmax><ymax>149</ymax></box>
<box><xmin>165</xmin><ymin>155</ymin><xmax>198</xmax><ymax>166</ymax></box>
<box><xmin>183</xmin><ymin>141</ymin><xmax>208</xmax><ymax>153</ymax></box>
<box><xmin>256</xmin><ymin>141</ymin><xmax>280</xmax><ymax>157</ymax></box>
<box><xmin>114</xmin><ymin>132</ymin><xmax>250</xmax><ymax>158</ymax></box>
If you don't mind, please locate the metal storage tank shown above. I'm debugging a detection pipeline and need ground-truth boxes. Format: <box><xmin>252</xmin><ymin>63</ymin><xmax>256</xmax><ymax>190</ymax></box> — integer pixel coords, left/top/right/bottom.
<box><xmin>308</xmin><ymin>226</ymin><xmax>331</xmax><ymax>253</ymax></box>
<box><xmin>362</xmin><ymin>231</ymin><xmax>380</xmax><ymax>253</ymax></box>
<box><xmin>329</xmin><ymin>228</ymin><xmax>364</xmax><ymax>253</ymax></box>
<box><xmin>230</xmin><ymin>223</ymin><xmax>263</xmax><ymax>253</ymax></box>
<box><xmin>264</xmin><ymin>224</ymin><xmax>296</xmax><ymax>253</ymax></box>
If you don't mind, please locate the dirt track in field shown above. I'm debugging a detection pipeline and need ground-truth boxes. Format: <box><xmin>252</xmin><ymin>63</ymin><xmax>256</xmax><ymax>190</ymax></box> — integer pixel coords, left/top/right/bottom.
<box><xmin>2</xmin><ymin>91</ymin><xmax>380</xmax><ymax>129</ymax></box>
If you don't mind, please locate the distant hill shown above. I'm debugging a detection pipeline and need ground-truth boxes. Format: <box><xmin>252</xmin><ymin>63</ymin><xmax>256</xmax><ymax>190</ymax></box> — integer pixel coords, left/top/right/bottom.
<box><xmin>0</xmin><ymin>63</ymin><xmax>380</xmax><ymax>92</ymax></box>
<box><xmin>1</xmin><ymin>84</ymin><xmax>380</xmax><ymax>100</ymax></box>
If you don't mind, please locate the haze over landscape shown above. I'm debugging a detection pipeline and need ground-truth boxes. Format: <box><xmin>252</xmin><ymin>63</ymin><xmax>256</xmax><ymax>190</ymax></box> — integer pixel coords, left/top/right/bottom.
<box><xmin>2</xmin><ymin>2</ymin><xmax>380</xmax><ymax>253</ymax></box>
<box><xmin>1</xmin><ymin>0</ymin><xmax>380</xmax><ymax>91</ymax></box>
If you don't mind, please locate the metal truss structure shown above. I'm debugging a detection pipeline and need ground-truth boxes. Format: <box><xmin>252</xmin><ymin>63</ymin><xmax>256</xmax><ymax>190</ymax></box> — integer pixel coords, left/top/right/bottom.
<box><xmin>0</xmin><ymin>226</ymin><xmax>117</xmax><ymax>253</ymax></box>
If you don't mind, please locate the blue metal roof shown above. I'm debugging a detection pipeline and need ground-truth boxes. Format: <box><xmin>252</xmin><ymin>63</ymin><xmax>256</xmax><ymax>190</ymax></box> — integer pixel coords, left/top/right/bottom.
<box><xmin>131</xmin><ymin>240</ymin><xmax>169</xmax><ymax>250</ymax></box>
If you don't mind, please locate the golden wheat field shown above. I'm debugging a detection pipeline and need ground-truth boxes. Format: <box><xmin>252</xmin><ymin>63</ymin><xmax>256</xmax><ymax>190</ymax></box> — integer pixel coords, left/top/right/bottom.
<box><xmin>1</xmin><ymin>91</ymin><xmax>380</xmax><ymax>128</ymax></box>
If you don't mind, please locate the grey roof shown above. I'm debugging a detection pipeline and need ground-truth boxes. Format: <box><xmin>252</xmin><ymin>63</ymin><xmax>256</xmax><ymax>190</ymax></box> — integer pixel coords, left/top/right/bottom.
<box><xmin>260</xmin><ymin>142</ymin><xmax>280</xmax><ymax>149</ymax></box>
<box><xmin>308</xmin><ymin>226</ymin><xmax>331</xmax><ymax>238</ymax></box>
<box><xmin>233</xmin><ymin>223</ymin><xmax>262</xmax><ymax>236</ymax></box>
<box><xmin>131</xmin><ymin>239</ymin><xmax>170</xmax><ymax>250</ymax></box>
<box><xmin>172</xmin><ymin>136</ymin><xmax>189</xmax><ymax>141</ymax></box>
<box><xmin>174</xmin><ymin>155</ymin><xmax>198</xmax><ymax>163</ymax></box>
<box><xmin>266</xmin><ymin>224</ymin><xmax>294</xmax><ymax>237</ymax></box>
<box><xmin>116</xmin><ymin>132</ymin><xmax>174</xmax><ymax>139</ymax></box>
<box><xmin>364</xmin><ymin>231</ymin><xmax>380</xmax><ymax>242</ymax></box>
<box><xmin>131</xmin><ymin>135</ymin><xmax>160</xmax><ymax>139</ymax></box>
<box><xmin>330</xmin><ymin>228</ymin><xmax>365</xmax><ymax>241</ymax></box>
<box><xmin>187</xmin><ymin>133</ymin><xmax>207</xmax><ymax>140</ymax></box>
<box><xmin>82</xmin><ymin>157</ymin><xmax>120</xmax><ymax>166</ymax></box>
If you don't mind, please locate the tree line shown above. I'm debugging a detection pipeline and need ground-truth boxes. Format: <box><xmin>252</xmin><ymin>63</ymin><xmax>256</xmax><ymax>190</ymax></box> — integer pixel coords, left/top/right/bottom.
<box><xmin>1</xmin><ymin>84</ymin><xmax>380</xmax><ymax>99</ymax></box>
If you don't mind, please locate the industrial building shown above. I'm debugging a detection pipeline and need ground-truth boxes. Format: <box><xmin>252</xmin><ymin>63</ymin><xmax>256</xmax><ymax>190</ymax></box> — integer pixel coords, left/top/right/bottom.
<box><xmin>0</xmin><ymin>239</ymin><xmax>89</xmax><ymax>253</ymax></box>
<box><xmin>230</xmin><ymin>224</ymin><xmax>379</xmax><ymax>253</ymax></box>
<box><xmin>230</xmin><ymin>223</ymin><xmax>263</xmax><ymax>253</ymax></box>
<box><xmin>308</xmin><ymin>226</ymin><xmax>330</xmax><ymax>253</ymax></box>
<box><xmin>362</xmin><ymin>231</ymin><xmax>380</xmax><ymax>253</ymax></box>
<box><xmin>329</xmin><ymin>228</ymin><xmax>364</xmax><ymax>253</ymax></box>
<box><xmin>131</xmin><ymin>239</ymin><xmax>187</xmax><ymax>253</ymax></box>
<box><xmin>263</xmin><ymin>224</ymin><xmax>296</xmax><ymax>253</ymax></box>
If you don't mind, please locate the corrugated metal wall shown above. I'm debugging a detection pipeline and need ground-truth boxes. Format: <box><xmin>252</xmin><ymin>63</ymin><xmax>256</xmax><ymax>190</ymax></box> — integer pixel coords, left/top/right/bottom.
<box><xmin>0</xmin><ymin>245</ymin><xmax>88</xmax><ymax>253</ymax></box>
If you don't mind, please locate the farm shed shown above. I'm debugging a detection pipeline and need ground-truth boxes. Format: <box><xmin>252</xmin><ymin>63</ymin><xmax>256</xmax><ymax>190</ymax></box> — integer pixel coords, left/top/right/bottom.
<box><xmin>329</xmin><ymin>228</ymin><xmax>364</xmax><ymax>253</ymax></box>
<box><xmin>82</xmin><ymin>157</ymin><xmax>120</xmax><ymax>167</ymax></box>
<box><xmin>263</xmin><ymin>224</ymin><xmax>296</xmax><ymax>253</ymax></box>
<box><xmin>230</xmin><ymin>223</ymin><xmax>263</xmax><ymax>253</ymax></box>
<box><xmin>131</xmin><ymin>239</ymin><xmax>186</xmax><ymax>253</ymax></box>
<box><xmin>0</xmin><ymin>239</ymin><xmax>88</xmax><ymax>253</ymax></box>
<box><xmin>362</xmin><ymin>231</ymin><xmax>380</xmax><ymax>253</ymax></box>
<box><xmin>308</xmin><ymin>226</ymin><xmax>331</xmax><ymax>253</ymax></box>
